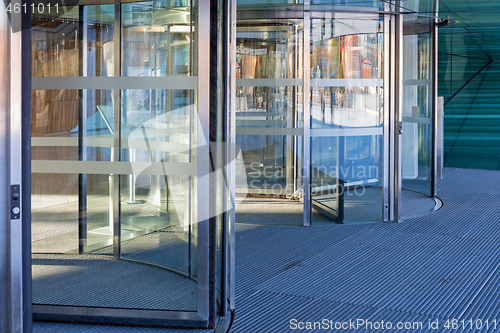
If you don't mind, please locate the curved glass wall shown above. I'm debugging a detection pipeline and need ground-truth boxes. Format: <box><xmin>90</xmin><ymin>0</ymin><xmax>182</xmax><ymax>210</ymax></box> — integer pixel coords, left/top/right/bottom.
<box><xmin>31</xmin><ymin>0</ymin><xmax>229</xmax><ymax>327</ymax></box>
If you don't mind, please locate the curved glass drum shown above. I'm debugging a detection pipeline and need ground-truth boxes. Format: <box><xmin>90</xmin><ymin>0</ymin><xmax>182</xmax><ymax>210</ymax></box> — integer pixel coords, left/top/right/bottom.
<box><xmin>234</xmin><ymin>3</ymin><xmax>438</xmax><ymax>228</ymax></box>
<box><xmin>234</xmin><ymin>6</ymin><xmax>389</xmax><ymax>226</ymax></box>
<box><xmin>308</xmin><ymin>12</ymin><xmax>385</xmax><ymax>224</ymax></box>
<box><xmin>31</xmin><ymin>0</ymin><xmax>224</xmax><ymax>327</ymax></box>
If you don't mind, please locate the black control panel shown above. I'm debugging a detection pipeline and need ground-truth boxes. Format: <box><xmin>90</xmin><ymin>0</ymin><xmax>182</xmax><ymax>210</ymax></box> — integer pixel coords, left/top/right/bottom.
<box><xmin>11</xmin><ymin>184</ymin><xmax>20</xmax><ymax>220</ymax></box>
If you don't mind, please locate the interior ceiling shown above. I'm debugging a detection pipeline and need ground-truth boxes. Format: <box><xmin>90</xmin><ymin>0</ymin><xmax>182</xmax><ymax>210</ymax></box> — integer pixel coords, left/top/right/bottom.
<box><xmin>439</xmin><ymin>0</ymin><xmax>500</xmax><ymax>60</ymax></box>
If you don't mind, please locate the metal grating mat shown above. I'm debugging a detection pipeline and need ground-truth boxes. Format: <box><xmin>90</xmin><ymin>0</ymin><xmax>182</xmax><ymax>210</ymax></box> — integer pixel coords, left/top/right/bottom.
<box><xmin>33</xmin><ymin>322</ymin><xmax>212</xmax><ymax>333</ymax></box>
<box><xmin>32</xmin><ymin>168</ymin><xmax>500</xmax><ymax>332</ymax></box>
<box><xmin>232</xmin><ymin>168</ymin><xmax>500</xmax><ymax>332</ymax></box>
<box><xmin>32</xmin><ymin>254</ymin><xmax>197</xmax><ymax>311</ymax></box>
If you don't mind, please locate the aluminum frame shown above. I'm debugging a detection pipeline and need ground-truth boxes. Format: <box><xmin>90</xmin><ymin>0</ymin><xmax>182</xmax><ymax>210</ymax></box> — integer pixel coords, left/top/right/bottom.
<box><xmin>78</xmin><ymin>6</ymin><xmax>88</xmax><ymax>255</ymax></box>
<box><xmin>431</xmin><ymin>11</ymin><xmax>438</xmax><ymax>197</ymax></box>
<box><xmin>394</xmin><ymin>10</ymin><xmax>404</xmax><ymax>222</ymax></box>
<box><xmin>1</xmin><ymin>1</ymin><xmax>32</xmax><ymax>331</ymax></box>
<box><xmin>229</xmin><ymin>0</ymin><xmax>237</xmax><ymax>311</ymax></box>
<box><xmin>112</xmin><ymin>1</ymin><xmax>122</xmax><ymax>259</ymax></box>
<box><xmin>302</xmin><ymin>9</ymin><xmax>311</xmax><ymax>227</ymax></box>
<box><xmin>9</xmin><ymin>3</ymin><xmax>25</xmax><ymax>329</ymax></box>
<box><xmin>383</xmin><ymin>4</ymin><xmax>390</xmax><ymax>221</ymax></box>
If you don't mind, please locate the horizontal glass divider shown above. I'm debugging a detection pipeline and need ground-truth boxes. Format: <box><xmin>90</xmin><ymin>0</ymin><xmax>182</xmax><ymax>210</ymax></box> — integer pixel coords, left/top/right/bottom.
<box><xmin>31</xmin><ymin>137</ymin><xmax>79</xmax><ymax>147</ymax></box>
<box><xmin>311</xmin><ymin>78</ymin><xmax>383</xmax><ymax>87</ymax></box>
<box><xmin>310</xmin><ymin>127</ymin><xmax>383</xmax><ymax>137</ymax></box>
<box><xmin>403</xmin><ymin>79</ymin><xmax>432</xmax><ymax>86</ymax></box>
<box><xmin>236</xmin><ymin>78</ymin><xmax>303</xmax><ymax>87</ymax></box>
<box><xmin>235</xmin><ymin>127</ymin><xmax>304</xmax><ymax>136</ymax></box>
<box><xmin>402</xmin><ymin>116</ymin><xmax>432</xmax><ymax>125</ymax></box>
<box><xmin>236</xmin><ymin>120</ymin><xmax>287</xmax><ymax>126</ymax></box>
<box><xmin>32</xmin><ymin>76</ymin><xmax>198</xmax><ymax>90</ymax></box>
<box><xmin>31</xmin><ymin>137</ymin><xmax>191</xmax><ymax>153</ymax></box>
<box><xmin>32</xmin><ymin>160</ymin><xmax>197</xmax><ymax>176</ymax></box>
<box><xmin>236</xmin><ymin>112</ymin><xmax>282</xmax><ymax>117</ymax></box>
<box><xmin>311</xmin><ymin>178</ymin><xmax>379</xmax><ymax>192</ymax></box>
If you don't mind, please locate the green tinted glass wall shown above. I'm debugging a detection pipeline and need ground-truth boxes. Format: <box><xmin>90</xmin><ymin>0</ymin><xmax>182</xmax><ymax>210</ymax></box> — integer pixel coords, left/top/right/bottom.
<box><xmin>439</xmin><ymin>1</ymin><xmax>500</xmax><ymax>170</ymax></box>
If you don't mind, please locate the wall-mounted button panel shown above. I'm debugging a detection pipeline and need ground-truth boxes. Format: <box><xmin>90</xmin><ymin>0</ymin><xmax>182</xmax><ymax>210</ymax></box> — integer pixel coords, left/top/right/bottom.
<box><xmin>11</xmin><ymin>184</ymin><xmax>20</xmax><ymax>219</ymax></box>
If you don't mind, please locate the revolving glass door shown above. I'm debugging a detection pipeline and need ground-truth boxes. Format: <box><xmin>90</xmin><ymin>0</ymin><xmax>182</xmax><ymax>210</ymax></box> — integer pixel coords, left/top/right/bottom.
<box><xmin>31</xmin><ymin>0</ymin><xmax>227</xmax><ymax>327</ymax></box>
<box><xmin>308</xmin><ymin>11</ymin><xmax>386</xmax><ymax>224</ymax></box>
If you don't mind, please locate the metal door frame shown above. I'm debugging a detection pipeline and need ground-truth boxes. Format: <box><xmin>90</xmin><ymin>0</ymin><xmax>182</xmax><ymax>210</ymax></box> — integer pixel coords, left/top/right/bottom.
<box><xmin>1</xmin><ymin>0</ymin><xmax>33</xmax><ymax>331</ymax></box>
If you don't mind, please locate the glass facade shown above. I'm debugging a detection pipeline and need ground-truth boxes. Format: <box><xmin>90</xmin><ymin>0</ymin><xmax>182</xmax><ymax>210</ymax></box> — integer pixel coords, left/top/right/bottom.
<box><xmin>23</xmin><ymin>0</ymin><xmax>440</xmax><ymax>329</ymax></box>
<box><xmin>439</xmin><ymin>0</ymin><xmax>500</xmax><ymax>170</ymax></box>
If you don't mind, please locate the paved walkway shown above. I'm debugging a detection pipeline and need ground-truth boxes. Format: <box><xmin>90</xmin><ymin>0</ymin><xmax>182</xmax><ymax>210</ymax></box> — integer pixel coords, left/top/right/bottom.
<box><xmin>34</xmin><ymin>168</ymin><xmax>500</xmax><ymax>332</ymax></box>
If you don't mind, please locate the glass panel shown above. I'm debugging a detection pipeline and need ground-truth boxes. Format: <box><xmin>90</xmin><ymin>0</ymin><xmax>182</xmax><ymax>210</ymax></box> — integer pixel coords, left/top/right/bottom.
<box><xmin>122</xmin><ymin>0</ymin><xmax>193</xmax><ymax>77</ymax></box>
<box><xmin>118</xmin><ymin>0</ymin><xmax>199</xmax><ymax>311</ymax></box>
<box><xmin>119</xmin><ymin>89</ymin><xmax>198</xmax><ymax>285</ymax></box>
<box><xmin>402</xmin><ymin>29</ymin><xmax>432</xmax><ymax>196</ymax></box>
<box><xmin>84</xmin><ymin>88</ymin><xmax>115</xmax><ymax>252</ymax></box>
<box><xmin>32</xmin><ymin>5</ymin><xmax>115</xmax><ymax>77</ymax></box>
<box><xmin>32</xmin><ymin>173</ymin><xmax>79</xmax><ymax>254</ymax></box>
<box><xmin>309</xmin><ymin>13</ymin><xmax>384</xmax><ymax>224</ymax></box>
<box><xmin>438</xmin><ymin>1</ymin><xmax>496</xmax><ymax>169</ymax></box>
<box><xmin>310</xmin><ymin>0</ymin><xmax>385</xmax><ymax>10</ymax></box>
<box><xmin>32</xmin><ymin>0</ymin><xmax>203</xmax><ymax>316</ymax></box>
<box><xmin>235</xmin><ymin>18</ymin><xmax>304</xmax><ymax>226</ymax></box>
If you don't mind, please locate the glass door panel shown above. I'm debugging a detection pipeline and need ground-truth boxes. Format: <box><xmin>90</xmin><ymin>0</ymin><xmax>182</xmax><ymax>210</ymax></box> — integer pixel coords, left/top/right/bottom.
<box><xmin>309</xmin><ymin>12</ymin><xmax>385</xmax><ymax>224</ymax></box>
<box><xmin>402</xmin><ymin>18</ymin><xmax>432</xmax><ymax>196</ymax></box>
<box><xmin>235</xmin><ymin>17</ymin><xmax>305</xmax><ymax>226</ymax></box>
<box><xmin>118</xmin><ymin>0</ymin><xmax>199</xmax><ymax>310</ymax></box>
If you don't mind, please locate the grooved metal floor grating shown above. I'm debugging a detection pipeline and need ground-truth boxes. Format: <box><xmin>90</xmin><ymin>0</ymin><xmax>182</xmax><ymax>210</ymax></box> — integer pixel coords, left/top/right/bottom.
<box><xmin>231</xmin><ymin>168</ymin><xmax>500</xmax><ymax>333</ymax></box>
<box><xmin>32</xmin><ymin>254</ymin><xmax>197</xmax><ymax>311</ymax></box>
<box><xmin>34</xmin><ymin>168</ymin><xmax>500</xmax><ymax>332</ymax></box>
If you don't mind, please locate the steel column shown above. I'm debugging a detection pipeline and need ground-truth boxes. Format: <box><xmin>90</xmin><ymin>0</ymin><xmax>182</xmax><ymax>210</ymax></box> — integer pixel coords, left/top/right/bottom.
<box><xmin>1</xmin><ymin>0</ymin><xmax>32</xmax><ymax>331</ymax></box>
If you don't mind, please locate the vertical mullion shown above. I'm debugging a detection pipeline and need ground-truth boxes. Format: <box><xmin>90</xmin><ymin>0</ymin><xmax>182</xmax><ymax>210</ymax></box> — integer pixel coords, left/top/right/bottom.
<box><xmin>383</xmin><ymin>8</ymin><xmax>390</xmax><ymax>221</ymax></box>
<box><xmin>8</xmin><ymin>0</ymin><xmax>25</xmax><ymax>330</ymax></box>
<box><xmin>220</xmin><ymin>0</ymin><xmax>231</xmax><ymax>316</ymax></box>
<box><xmin>431</xmin><ymin>13</ymin><xmax>438</xmax><ymax>197</ymax></box>
<box><xmin>394</xmin><ymin>10</ymin><xmax>403</xmax><ymax>222</ymax></box>
<box><xmin>112</xmin><ymin>1</ymin><xmax>122</xmax><ymax>259</ymax></box>
<box><xmin>389</xmin><ymin>13</ymin><xmax>396</xmax><ymax>222</ymax></box>
<box><xmin>197</xmin><ymin>0</ymin><xmax>211</xmax><ymax>321</ymax></box>
<box><xmin>303</xmin><ymin>10</ymin><xmax>311</xmax><ymax>227</ymax></box>
<box><xmin>229</xmin><ymin>0</ymin><xmax>237</xmax><ymax>311</ymax></box>
<box><xmin>78</xmin><ymin>6</ymin><xmax>88</xmax><ymax>254</ymax></box>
